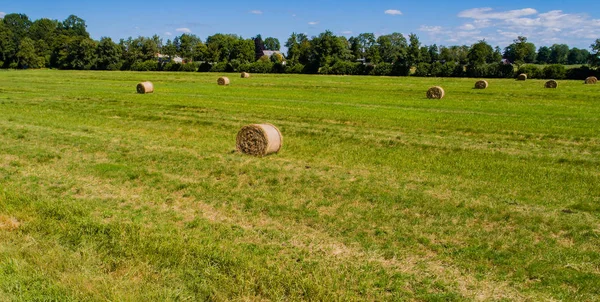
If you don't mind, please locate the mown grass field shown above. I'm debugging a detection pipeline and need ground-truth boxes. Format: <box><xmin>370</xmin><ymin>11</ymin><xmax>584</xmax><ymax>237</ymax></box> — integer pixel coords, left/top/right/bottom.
<box><xmin>0</xmin><ymin>70</ymin><xmax>599</xmax><ymax>301</ymax></box>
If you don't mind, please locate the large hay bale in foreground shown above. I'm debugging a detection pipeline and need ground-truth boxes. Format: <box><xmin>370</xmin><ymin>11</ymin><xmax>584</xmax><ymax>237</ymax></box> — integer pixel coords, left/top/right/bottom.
<box><xmin>426</xmin><ymin>86</ymin><xmax>445</xmax><ymax>99</ymax></box>
<box><xmin>241</xmin><ymin>72</ymin><xmax>250</xmax><ymax>78</ymax></box>
<box><xmin>217</xmin><ymin>77</ymin><xmax>230</xmax><ymax>86</ymax></box>
<box><xmin>545</xmin><ymin>80</ymin><xmax>558</xmax><ymax>88</ymax></box>
<box><xmin>136</xmin><ymin>81</ymin><xmax>154</xmax><ymax>94</ymax></box>
<box><xmin>236</xmin><ymin>124</ymin><xmax>282</xmax><ymax>156</ymax></box>
<box><xmin>475</xmin><ymin>80</ymin><xmax>489</xmax><ymax>89</ymax></box>
<box><xmin>585</xmin><ymin>76</ymin><xmax>597</xmax><ymax>84</ymax></box>
<box><xmin>517</xmin><ymin>74</ymin><xmax>527</xmax><ymax>81</ymax></box>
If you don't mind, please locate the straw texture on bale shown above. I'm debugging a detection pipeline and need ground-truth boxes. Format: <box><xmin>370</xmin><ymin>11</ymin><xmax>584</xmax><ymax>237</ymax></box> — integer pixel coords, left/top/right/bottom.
<box><xmin>517</xmin><ymin>74</ymin><xmax>527</xmax><ymax>81</ymax></box>
<box><xmin>585</xmin><ymin>76</ymin><xmax>597</xmax><ymax>84</ymax></box>
<box><xmin>426</xmin><ymin>86</ymin><xmax>445</xmax><ymax>99</ymax></box>
<box><xmin>545</xmin><ymin>80</ymin><xmax>558</xmax><ymax>88</ymax></box>
<box><xmin>236</xmin><ymin>124</ymin><xmax>282</xmax><ymax>156</ymax></box>
<box><xmin>475</xmin><ymin>80</ymin><xmax>489</xmax><ymax>89</ymax></box>
<box><xmin>137</xmin><ymin>81</ymin><xmax>154</xmax><ymax>94</ymax></box>
<box><xmin>218</xmin><ymin>77</ymin><xmax>230</xmax><ymax>86</ymax></box>
<box><xmin>241</xmin><ymin>72</ymin><xmax>250</xmax><ymax>78</ymax></box>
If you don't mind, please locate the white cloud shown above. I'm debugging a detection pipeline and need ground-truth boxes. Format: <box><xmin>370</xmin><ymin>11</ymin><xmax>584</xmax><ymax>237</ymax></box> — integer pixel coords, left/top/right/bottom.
<box><xmin>292</xmin><ymin>14</ymin><xmax>297</xmax><ymax>17</ymax></box>
<box><xmin>308</xmin><ymin>21</ymin><xmax>319</xmax><ymax>25</ymax></box>
<box><xmin>460</xmin><ymin>23</ymin><xmax>476</xmax><ymax>30</ymax></box>
<box><xmin>385</xmin><ymin>9</ymin><xmax>402</xmax><ymax>16</ymax></box>
<box><xmin>453</xmin><ymin>7</ymin><xmax>600</xmax><ymax>47</ymax></box>
<box><xmin>419</xmin><ymin>25</ymin><xmax>443</xmax><ymax>33</ymax></box>
<box><xmin>0</xmin><ymin>12</ymin><xmax>5</xmax><ymax>18</ymax></box>
<box><xmin>474</xmin><ymin>19</ymin><xmax>492</xmax><ymax>28</ymax></box>
<box><xmin>458</xmin><ymin>7</ymin><xmax>537</xmax><ymax>20</ymax></box>
<box><xmin>420</xmin><ymin>24</ymin><xmax>484</xmax><ymax>44</ymax></box>
<box><xmin>176</xmin><ymin>28</ymin><xmax>192</xmax><ymax>33</ymax></box>
<box><xmin>250</xmin><ymin>10</ymin><xmax>263</xmax><ymax>15</ymax></box>
<box><xmin>165</xmin><ymin>32</ymin><xmax>172</xmax><ymax>36</ymax></box>
<box><xmin>340</xmin><ymin>30</ymin><xmax>353</xmax><ymax>35</ymax></box>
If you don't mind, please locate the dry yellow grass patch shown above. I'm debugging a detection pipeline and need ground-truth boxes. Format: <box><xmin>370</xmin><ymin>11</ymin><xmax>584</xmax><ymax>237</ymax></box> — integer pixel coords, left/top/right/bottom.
<box><xmin>0</xmin><ymin>215</ymin><xmax>21</xmax><ymax>231</ymax></box>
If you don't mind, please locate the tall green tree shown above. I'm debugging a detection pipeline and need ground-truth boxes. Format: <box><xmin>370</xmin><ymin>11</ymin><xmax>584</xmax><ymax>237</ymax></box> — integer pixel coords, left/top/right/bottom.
<box><xmin>96</xmin><ymin>37</ymin><xmax>122</xmax><ymax>70</ymax></box>
<box><xmin>591</xmin><ymin>39</ymin><xmax>600</xmax><ymax>67</ymax></box>
<box><xmin>59</xmin><ymin>15</ymin><xmax>89</xmax><ymax>38</ymax></box>
<box><xmin>162</xmin><ymin>39</ymin><xmax>177</xmax><ymax>59</ymax></box>
<box><xmin>53</xmin><ymin>36</ymin><xmax>97</xmax><ymax>69</ymax></box>
<box><xmin>468</xmin><ymin>40</ymin><xmax>494</xmax><ymax>65</ymax></box>
<box><xmin>428</xmin><ymin>44</ymin><xmax>439</xmax><ymax>63</ymax></box>
<box><xmin>537</xmin><ymin>46</ymin><xmax>551</xmax><ymax>64</ymax></box>
<box><xmin>0</xmin><ymin>21</ymin><xmax>16</xmax><ymax>67</ymax></box>
<box><xmin>16</xmin><ymin>37</ymin><xmax>43</xmax><ymax>68</ymax></box>
<box><xmin>406</xmin><ymin>33</ymin><xmax>420</xmax><ymax>66</ymax></box>
<box><xmin>549</xmin><ymin>44</ymin><xmax>569</xmax><ymax>64</ymax></box>
<box><xmin>206</xmin><ymin>34</ymin><xmax>238</xmax><ymax>62</ymax></box>
<box><xmin>177</xmin><ymin>34</ymin><xmax>203</xmax><ymax>62</ymax></box>
<box><xmin>263</xmin><ymin>37</ymin><xmax>280</xmax><ymax>51</ymax></box>
<box><xmin>231</xmin><ymin>38</ymin><xmax>255</xmax><ymax>63</ymax></box>
<box><xmin>310</xmin><ymin>31</ymin><xmax>350</xmax><ymax>67</ymax></box>
<box><xmin>503</xmin><ymin>36</ymin><xmax>536</xmax><ymax>64</ymax></box>
<box><xmin>567</xmin><ymin>48</ymin><xmax>590</xmax><ymax>65</ymax></box>
<box><xmin>376</xmin><ymin>33</ymin><xmax>407</xmax><ymax>63</ymax></box>
<box><xmin>253</xmin><ymin>34</ymin><xmax>265</xmax><ymax>60</ymax></box>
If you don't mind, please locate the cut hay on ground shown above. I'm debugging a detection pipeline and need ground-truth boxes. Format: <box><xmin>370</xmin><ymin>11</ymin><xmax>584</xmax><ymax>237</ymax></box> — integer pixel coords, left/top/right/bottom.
<box><xmin>475</xmin><ymin>80</ymin><xmax>489</xmax><ymax>89</ymax></box>
<box><xmin>426</xmin><ymin>86</ymin><xmax>445</xmax><ymax>99</ymax></box>
<box><xmin>236</xmin><ymin>124</ymin><xmax>282</xmax><ymax>156</ymax></box>
<box><xmin>585</xmin><ymin>76</ymin><xmax>597</xmax><ymax>84</ymax></box>
<box><xmin>241</xmin><ymin>72</ymin><xmax>250</xmax><ymax>78</ymax></box>
<box><xmin>517</xmin><ymin>74</ymin><xmax>527</xmax><ymax>81</ymax></box>
<box><xmin>545</xmin><ymin>80</ymin><xmax>558</xmax><ymax>88</ymax></box>
<box><xmin>136</xmin><ymin>81</ymin><xmax>154</xmax><ymax>94</ymax></box>
<box><xmin>218</xmin><ymin>77</ymin><xmax>230</xmax><ymax>86</ymax></box>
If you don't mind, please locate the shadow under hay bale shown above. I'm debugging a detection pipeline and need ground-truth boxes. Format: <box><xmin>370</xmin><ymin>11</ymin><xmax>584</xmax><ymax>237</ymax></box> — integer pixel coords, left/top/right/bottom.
<box><xmin>475</xmin><ymin>80</ymin><xmax>489</xmax><ymax>89</ymax></box>
<box><xmin>241</xmin><ymin>72</ymin><xmax>250</xmax><ymax>78</ymax></box>
<box><xmin>545</xmin><ymin>80</ymin><xmax>558</xmax><ymax>89</ymax></box>
<box><xmin>585</xmin><ymin>76</ymin><xmax>597</xmax><ymax>84</ymax></box>
<box><xmin>426</xmin><ymin>86</ymin><xmax>445</xmax><ymax>99</ymax></box>
<box><xmin>517</xmin><ymin>74</ymin><xmax>527</xmax><ymax>81</ymax></box>
<box><xmin>218</xmin><ymin>77</ymin><xmax>230</xmax><ymax>86</ymax></box>
<box><xmin>137</xmin><ymin>81</ymin><xmax>154</xmax><ymax>94</ymax></box>
<box><xmin>236</xmin><ymin>124</ymin><xmax>282</xmax><ymax>156</ymax></box>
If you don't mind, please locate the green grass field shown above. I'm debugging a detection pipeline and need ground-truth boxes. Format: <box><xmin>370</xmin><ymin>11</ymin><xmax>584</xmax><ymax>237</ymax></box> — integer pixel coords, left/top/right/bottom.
<box><xmin>1</xmin><ymin>70</ymin><xmax>599</xmax><ymax>301</ymax></box>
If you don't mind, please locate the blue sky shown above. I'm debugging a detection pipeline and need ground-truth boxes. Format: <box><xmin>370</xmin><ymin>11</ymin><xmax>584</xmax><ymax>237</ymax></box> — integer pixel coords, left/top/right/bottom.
<box><xmin>1</xmin><ymin>1</ymin><xmax>599</xmax><ymax>51</ymax></box>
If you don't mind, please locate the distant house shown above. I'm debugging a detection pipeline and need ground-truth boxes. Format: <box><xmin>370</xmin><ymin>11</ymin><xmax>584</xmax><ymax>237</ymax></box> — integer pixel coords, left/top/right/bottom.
<box><xmin>156</xmin><ymin>53</ymin><xmax>185</xmax><ymax>64</ymax></box>
<box><xmin>260</xmin><ymin>50</ymin><xmax>283</xmax><ymax>59</ymax></box>
<box><xmin>501</xmin><ymin>58</ymin><xmax>511</xmax><ymax>65</ymax></box>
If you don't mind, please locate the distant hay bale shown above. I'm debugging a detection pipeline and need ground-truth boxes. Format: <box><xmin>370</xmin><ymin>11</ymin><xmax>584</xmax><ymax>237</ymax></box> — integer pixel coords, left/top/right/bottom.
<box><xmin>426</xmin><ymin>86</ymin><xmax>445</xmax><ymax>99</ymax></box>
<box><xmin>236</xmin><ymin>124</ymin><xmax>282</xmax><ymax>156</ymax></box>
<box><xmin>474</xmin><ymin>80</ymin><xmax>489</xmax><ymax>89</ymax></box>
<box><xmin>517</xmin><ymin>74</ymin><xmax>527</xmax><ymax>81</ymax></box>
<box><xmin>217</xmin><ymin>77</ymin><xmax>230</xmax><ymax>86</ymax></box>
<box><xmin>241</xmin><ymin>72</ymin><xmax>250</xmax><ymax>78</ymax></box>
<box><xmin>545</xmin><ymin>80</ymin><xmax>558</xmax><ymax>89</ymax></box>
<box><xmin>136</xmin><ymin>81</ymin><xmax>154</xmax><ymax>94</ymax></box>
<box><xmin>585</xmin><ymin>76</ymin><xmax>597</xmax><ymax>84</ymax></box>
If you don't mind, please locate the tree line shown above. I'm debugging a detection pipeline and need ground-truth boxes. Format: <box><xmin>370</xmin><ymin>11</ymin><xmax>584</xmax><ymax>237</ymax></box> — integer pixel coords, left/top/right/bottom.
<box><xmin>1</xmin><ymin>13</ymin><xmax>599</xmax><ymax>79</ymax></box>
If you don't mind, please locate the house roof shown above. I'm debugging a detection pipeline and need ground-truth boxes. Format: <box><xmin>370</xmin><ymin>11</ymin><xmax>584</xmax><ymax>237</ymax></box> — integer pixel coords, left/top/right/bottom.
<box><xmin>262</xmin><ymin>50</ymin><xmax>283</xmax><ymax>57</ymax></box>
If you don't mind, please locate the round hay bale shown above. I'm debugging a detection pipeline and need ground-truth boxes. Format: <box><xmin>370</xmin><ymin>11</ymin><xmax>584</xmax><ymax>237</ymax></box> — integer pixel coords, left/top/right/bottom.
<box><xmin>241</xmin><ymin>72</ymin><xmax>250</xmax><ymax>78</ymax></box>
<box><xmin>136</xmin><ymin>81</ymin><xmax>154</xmax><ymax>94</ymax></box>
<box><xmin>517</xmin><ymin>74</ymin><xmax>527</xmax><ymax>81</ymax></box>
<box><xmin>236</xmin><ymin>124</ymin><xmax>282</xmax><ymax>156</ymax></box>
<box><xmin>474</xmin><ymin>80</ymin><xmax>489</xmax><ymax>89</ymax></box>
<box><xmin>585</xmin><ymin>76</ymin><xmax>597</xmax><ymax>84</ymax></box>
<box><xmin>426</xmin><ymin>86</ymin><xmax>445</xmax><ymax>99</ymax></box>
<box><xmin>217</xmin><ymin>77</ymin><xmax>230</xmax><ymax>86</ymax></box>
<box><xmin>545</xmin><ymin>80</ymin><xmax>558</xmax><ymax>89</ymax></box>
